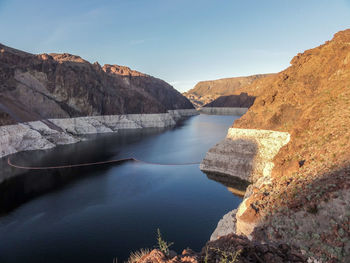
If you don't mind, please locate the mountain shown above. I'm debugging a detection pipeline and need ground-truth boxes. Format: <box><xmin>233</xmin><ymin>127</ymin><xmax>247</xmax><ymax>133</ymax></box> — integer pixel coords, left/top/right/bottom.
<box><xmin>201</xmin><ymin>29</ymin><xmax>350</xmax><ymax>261</ymax></box>
<box><xmin>183</xmin><ymin>74</ymin><xmax>273</xmax><ymax>107</ymax></box>
<box><xmin>0</xmin><ymin>44</ymin><xmax>194</xmax><ymax>125</ymax></box>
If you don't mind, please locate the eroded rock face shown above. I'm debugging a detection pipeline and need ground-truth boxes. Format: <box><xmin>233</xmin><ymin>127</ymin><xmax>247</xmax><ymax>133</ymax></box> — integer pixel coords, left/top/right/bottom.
<box><xmin>201</xmin><ymin>29</ymin><xmax>350</xmax><ymax>262</ymax></box>
<box><xmin>0</xmin><ymin>110</ymin><xmax>198</xmax><ymax>161</ymax></box>
<box><xmin>200</xmin><ymin>128</ymin><xmax>290</xmax><ymax>183</ymax></box>
<box><xmin>0</xmin><ymin>43</ymin><xmax>194</xmax><ymax>125</ymax></box>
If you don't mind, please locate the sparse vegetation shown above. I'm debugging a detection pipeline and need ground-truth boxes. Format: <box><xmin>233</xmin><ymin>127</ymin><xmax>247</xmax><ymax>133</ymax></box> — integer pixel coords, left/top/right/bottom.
<box><xmin>125</xmin><ymin>249</ymin><xmax>151</xmax><ymax>263</ymax></box>
<box><xmin>156</xmin><ymin>228</ymin><xmax>174</xmax><ymax>257</ymax></box>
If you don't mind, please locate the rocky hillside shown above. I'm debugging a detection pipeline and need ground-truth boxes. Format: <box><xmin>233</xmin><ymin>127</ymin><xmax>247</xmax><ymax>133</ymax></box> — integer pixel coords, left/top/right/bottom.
<box><xmin>199</xmin><ymin>29</ymin><xmax>350</xmax><ymax>262</ymax></box>
<box><xmin>230</xmin><ymin>29</ymin><xmax>350</xmax><ymax>261</ymax></box>
<box><xmin>203</xmin><ymin>93</ymin><xmax>256</xmax><ymax>108</ymax></box>
<box><xmin>0</xmin><ymin>44</ymin><xmax>193</xmax><ymax>125</ymax></box>
<box><xmin>183</xmin><ymin>74</ymin><xmax>272</xmax><ymax>107</ymax></box>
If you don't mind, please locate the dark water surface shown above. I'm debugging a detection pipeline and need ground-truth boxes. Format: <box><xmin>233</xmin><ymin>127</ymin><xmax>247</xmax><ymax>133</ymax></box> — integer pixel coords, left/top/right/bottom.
<box><xmin>0</xmin><ymin>115</ymin><xmax>242</xmax><ymax>263</ymax></box>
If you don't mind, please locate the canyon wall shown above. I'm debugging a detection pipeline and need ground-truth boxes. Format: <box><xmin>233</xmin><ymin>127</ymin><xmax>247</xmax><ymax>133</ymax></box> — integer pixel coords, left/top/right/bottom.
<box><xmin>201</xmin><ymin>29</ymin><xmax>350</xmax><ymax>262</ymax></box>
<box><xmin>0</xmin><ymin>109</ymin><xmax>198</xmax><ymax>161</ymax></box>
<box><xmin>0</xmin><ymin>43</ymin><xmax>194</xmax><ymax>126</ymax></box>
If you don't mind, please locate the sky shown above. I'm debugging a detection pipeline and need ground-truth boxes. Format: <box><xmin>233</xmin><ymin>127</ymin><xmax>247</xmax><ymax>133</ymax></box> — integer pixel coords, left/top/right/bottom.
<box><xmin>0</xmin><ymin>0</ymin><xmax>350</xmax><ymax>92</ymax></box>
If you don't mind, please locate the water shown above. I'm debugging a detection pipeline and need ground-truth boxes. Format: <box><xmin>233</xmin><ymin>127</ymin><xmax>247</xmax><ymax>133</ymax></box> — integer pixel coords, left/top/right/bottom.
<box><xmin>0</xmin><ymin>115</ymin><xmax>243</xmax><ymax>263</ymax></box>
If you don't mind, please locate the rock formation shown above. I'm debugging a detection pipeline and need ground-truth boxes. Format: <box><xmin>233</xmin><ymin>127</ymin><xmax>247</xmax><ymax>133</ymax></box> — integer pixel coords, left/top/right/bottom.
<box><xmin>0</xmin><ymin>43</ymin><xmax>194</xmax><ymax>125</ymax></box>
<box><xmin>200</xmin><ymin>29</ymin><xmax>350</xmax><ymax>262</ymax></box>
<box><xmin>183</xmin><ymin>74</ymin><xmax>272</xmax><ymax>108</ymax></box>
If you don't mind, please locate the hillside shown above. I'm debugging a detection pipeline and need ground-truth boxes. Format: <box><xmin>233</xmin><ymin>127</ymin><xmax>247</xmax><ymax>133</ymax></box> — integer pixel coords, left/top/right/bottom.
<box><xmin>201</xmin><ymin>29</ymin><xmax>350</xmax><ymax>262</ymax></box>
<box><xmin>0</xmin><ymin>44</ymin><xmax>193</xmax><ymax>125</ymax></box>
<box><xmin>183</xmin><ymin>74</ymin><xmax>273</xmax><ymax>107</ymax></box>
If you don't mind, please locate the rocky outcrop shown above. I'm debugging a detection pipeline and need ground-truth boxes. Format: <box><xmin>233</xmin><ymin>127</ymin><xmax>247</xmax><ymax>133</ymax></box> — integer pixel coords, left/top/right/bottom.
<box><xmin>200</xmin><ymin>29</ymin><xmax>350</xmax><ymax>262</ymax></box>
<box><xmin>200</xmin><ymin>128</ymin><xmax>290</xmax><ymax>183</ymax></box>
<box><xmin>210</xmin><ymin>209</ymin><xmax>238</xmax><ymax>241</ymax></box>
<box><xmin>0</xmin><ymin>43</ymin><xmax>194</xmax><ymax>125</ymax></box>
<box><xmin>136</xmin><ymin>235</ymin><xmax>306</xmax><ymax>263</ymax></box>
<box><xmin>0</xmin><ymin>109</ymin><xmax>198</xmax><ymax>160</ymax></box>
<box><xmin>183</xmin><ymin>74</ymin><xmax>272</xmax><ymax>108</ymax></box>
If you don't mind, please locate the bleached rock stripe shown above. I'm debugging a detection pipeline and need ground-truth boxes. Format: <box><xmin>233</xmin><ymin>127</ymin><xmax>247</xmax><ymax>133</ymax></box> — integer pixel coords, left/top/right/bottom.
<box><xmin>200</xmin><ymin>128</ymin><xmax>290</xmax><ymax>184</ymax></box>
<box><xmin>0</xmin><ymin>109</ymin><xmax>198</xmax><ymax>158</ymax></box>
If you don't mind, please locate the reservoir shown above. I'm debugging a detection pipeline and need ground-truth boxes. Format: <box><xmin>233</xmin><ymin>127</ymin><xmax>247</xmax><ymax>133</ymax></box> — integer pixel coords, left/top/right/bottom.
<box><xmin>0</xmin><ymin>114</ymin><xmax>242</xmax><ymax>263</ymax></box>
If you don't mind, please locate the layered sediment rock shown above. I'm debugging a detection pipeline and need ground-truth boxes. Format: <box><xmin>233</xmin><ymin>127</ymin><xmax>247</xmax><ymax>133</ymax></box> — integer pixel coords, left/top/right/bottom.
<box><xmin>0</xmin><ymin>109</ymin><xmax>198</xmax><ymax>159</ymax></box>
<box><xmin>200</xmin><ymin>128</ymin><xmax>290</xmax><ymax>183</ymax></box>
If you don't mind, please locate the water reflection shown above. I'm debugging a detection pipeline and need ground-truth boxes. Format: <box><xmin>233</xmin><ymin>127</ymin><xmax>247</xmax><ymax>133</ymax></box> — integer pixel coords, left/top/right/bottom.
<box><xmin>0</xmin><ymin>115</ymin><xmax>242</xmax><ymax>263</ymax></box>
<box><xmin>205</xmin><ymin>172</ymin><xmax>250</xmax><ymax>197</ymax></box>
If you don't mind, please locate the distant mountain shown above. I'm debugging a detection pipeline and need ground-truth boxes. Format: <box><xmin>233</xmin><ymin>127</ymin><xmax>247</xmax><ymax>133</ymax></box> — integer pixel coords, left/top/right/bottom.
<box><xmin>183</xmin><ymin>74</ymin><xmax>273</xmax><ymax>107</ymax></box>
<box><xmin>0</xmin><ymin>44</ymin><xmax>193</xmax><ymax>125</ymax></box>
<box><xmin>203</xmin><ymin>93</ymin><xmax>256</xmax><ymax>108</ymax></box>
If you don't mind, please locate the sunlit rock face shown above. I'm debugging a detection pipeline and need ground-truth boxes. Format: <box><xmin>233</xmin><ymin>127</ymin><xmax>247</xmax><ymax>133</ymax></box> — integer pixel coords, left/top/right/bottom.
<box><xmin>201</xmin><ymin>128</ymin><xmax>290</xmax><ymax>240</ymax></box>
<box><xmin>200</xmin><ymin>128</ymin><xmax>290</xmax><ymax>183</ymax></box>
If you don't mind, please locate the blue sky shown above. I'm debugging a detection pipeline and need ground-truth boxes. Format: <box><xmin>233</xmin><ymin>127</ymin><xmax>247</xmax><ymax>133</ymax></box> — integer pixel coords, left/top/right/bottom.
<box><xmin>0</xmin><ymin>0</ymin><xmax>349</xmax><ymax>92</ymax></box>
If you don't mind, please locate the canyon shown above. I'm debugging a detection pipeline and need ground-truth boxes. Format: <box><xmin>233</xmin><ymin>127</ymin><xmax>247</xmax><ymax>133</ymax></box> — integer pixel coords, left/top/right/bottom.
<box><xmin>1</xmin><ymin>28</ymin><xmax>350</xmax><ymax>263</ymax></box>
<box><xmin>0</xmin><ymin>44</ymin><xmax>198</xmax><ymax>161</ymax></box>
<box><xmin>137</xmin><ymin>29</ymin><xmax>350</xmax><ymax>263</ymax></box>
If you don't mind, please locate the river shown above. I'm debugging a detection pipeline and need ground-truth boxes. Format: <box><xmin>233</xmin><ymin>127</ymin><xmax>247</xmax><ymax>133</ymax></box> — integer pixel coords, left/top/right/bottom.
<box><xmin>0</xmin><ymin>114</ymin><xmax>242</xmax><ymax>263</ymax></box>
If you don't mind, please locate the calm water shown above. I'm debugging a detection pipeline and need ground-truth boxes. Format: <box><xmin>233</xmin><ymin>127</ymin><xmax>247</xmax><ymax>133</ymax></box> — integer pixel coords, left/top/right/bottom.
<box><xmin>0</xmin><ymin>115</ymin><xmax>242</xmax><ymax>263</ymax></box>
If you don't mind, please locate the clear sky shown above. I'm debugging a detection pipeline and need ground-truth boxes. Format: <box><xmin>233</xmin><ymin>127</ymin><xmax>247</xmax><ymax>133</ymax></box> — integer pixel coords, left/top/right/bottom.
<box><xmin>0</xmin><ymin>0</ymin><xmax>349</xmax><ymax>92</ymax></box>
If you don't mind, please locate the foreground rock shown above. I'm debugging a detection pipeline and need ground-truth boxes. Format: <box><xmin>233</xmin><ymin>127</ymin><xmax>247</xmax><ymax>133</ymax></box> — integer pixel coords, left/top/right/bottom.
<box><xmin>200</xmin><ymin>29</ymin><xmax>350</xmax><ymax>262</ymax></box>
<box><xmin>136</xmin><ymin>234</ymin><xmax>306</xmax><ymax>263</ymax></box>
<box><xmin>0</xmin><ymin>43</ymin><xmax>194</xmax><ymax>125</ymax></box>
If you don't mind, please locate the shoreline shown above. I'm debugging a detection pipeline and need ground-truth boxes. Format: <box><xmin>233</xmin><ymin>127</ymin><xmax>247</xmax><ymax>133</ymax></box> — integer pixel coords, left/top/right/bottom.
<box><xmin>0</xmin><ymin>109</ymin><xmax>199</xmax><ymax>160</ymax></box>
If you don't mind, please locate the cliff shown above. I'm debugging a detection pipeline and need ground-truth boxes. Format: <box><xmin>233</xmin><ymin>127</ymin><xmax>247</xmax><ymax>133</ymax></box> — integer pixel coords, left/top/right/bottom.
<box><xmin>200</xmin><ymin>29</ymin><xmax>350</xmax><ymax>262</ymax></box>
<box><xmin>183</xmin><ymin>74</ymin><xmax>272</xmax><ymax>107</ymax></box>
<box><xmin>0</xmin><ymin>43</ymin><xmax>194</xmax><ymax>125</ymax></box>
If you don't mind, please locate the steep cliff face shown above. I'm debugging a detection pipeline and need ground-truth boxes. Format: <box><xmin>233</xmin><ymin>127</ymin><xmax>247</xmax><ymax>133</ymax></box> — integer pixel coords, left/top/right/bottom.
<box><xmin>201</xmin><ymin>29</ymin><xmax>350</xmax><ymax>261</ymax></box>
<box><xmin>0</xmin><ymin>43</ymin><xmax>193</xmax><ymax>124</ymax></box>
<box><xmin>183</xmin><ymin>74</ymin><xmax>273</xmax><ymax>107</ymax></box>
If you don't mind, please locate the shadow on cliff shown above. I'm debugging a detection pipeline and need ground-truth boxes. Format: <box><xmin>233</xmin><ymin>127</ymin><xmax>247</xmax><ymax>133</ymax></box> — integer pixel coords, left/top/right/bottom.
<box><xmin>245</xmin><ymin>162</ymin><xmax>350</xmax><ymax>261</ymax></box>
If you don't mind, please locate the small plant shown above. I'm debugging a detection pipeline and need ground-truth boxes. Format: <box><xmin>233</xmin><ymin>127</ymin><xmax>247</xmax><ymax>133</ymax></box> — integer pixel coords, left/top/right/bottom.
<box><xmin>126</xmin><ymin>248</ymin><xmax>151</xmax><ymax>263</ymax></box>
<box><xmin>209</xmin><ymin>247</ymin><xmax>242</xmax><ymax>263</ymax></box>
<box><xmin>156</xmin><ymin>228</ymin><xmax>174</xmax><ymax>256</ymax></box>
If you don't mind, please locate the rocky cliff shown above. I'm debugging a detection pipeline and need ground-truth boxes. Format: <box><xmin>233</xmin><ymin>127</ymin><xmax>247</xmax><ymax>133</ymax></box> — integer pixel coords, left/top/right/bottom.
<box><xmin>183</xmin><ymin>74</ymin><xmax>272</xmax><ymax>107</ymax></box>
<box><xmin>200</xmin><ymin>29</ymin><xmax>350</xmax><ymax>262</ymax></box>
<box><xmin>0</xmin><ymin>43</ymin><xmax>194</xmax><ymax>125</ymax></box>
